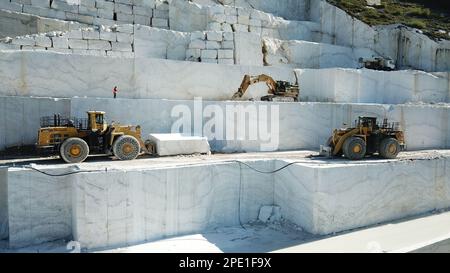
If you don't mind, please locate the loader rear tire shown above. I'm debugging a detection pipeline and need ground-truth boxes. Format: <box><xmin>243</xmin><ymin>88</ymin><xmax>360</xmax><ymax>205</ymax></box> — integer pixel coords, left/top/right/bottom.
<box><xmin>379</xmin><ymin>138</ymin><xmax>400</xmax><ymax>159</ymax></box>
<box><xmin>60</xmin><ymin>138</ymin><xmax>89</xmax><ymax>164</ymax></box>
<box><xmin>343</xmin><ymin>137</ymin><xmax>366</xmax><ymax>160</ymax></box>
<box><xmin>113</xmin><ymin>135</ymin><xmax>140</xmax><ymax>161</ymax></box>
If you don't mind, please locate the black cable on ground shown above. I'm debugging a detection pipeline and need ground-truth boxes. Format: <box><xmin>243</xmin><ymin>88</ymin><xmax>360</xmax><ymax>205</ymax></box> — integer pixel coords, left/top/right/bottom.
<box><xmin>237</xmin><ymin>161</ymin><xmax>246</xmax><ymax>230</ymax></box>
<box><xmin>233</xmin><ymin>160</ymin><xmax>303</xmax><ymax>230</ymax></box>
<box><xmin>229</xmin><ymin>160</ymin><xmax>303</xmax><ymax>174</ymax></box>
<box><xmin>25</xmin><ymin>166</ymin><xmax>106</xmax><ymax>177</ymax></box>
<box><xmin>25</xmin><ymin>160</ymin><xmax>301</xmax><ymax>177</ymax></box>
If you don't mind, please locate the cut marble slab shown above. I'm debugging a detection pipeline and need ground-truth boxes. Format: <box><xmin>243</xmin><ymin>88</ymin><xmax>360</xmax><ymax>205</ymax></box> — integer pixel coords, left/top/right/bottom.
<box><xmin>148</xmin><ymin>133</ymin><xmax>211</xmax><ymax>156</ymax></box>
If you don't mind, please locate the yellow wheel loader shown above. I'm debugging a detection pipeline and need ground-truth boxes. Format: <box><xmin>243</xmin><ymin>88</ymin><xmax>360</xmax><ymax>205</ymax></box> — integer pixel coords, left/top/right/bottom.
<box><xmin>37</xmin><ymin>111</ymin><xmax>155</xmax><ymax>163</ymax></box>
<box><xmin>320</xmin><ymin>116</ymin><xmax>405</xmax><ymax>160</ymax></box>
<box><xmin>231</xmin><ymin>74</ymin><xmax>299</xmax><ymax>102</ymax></box>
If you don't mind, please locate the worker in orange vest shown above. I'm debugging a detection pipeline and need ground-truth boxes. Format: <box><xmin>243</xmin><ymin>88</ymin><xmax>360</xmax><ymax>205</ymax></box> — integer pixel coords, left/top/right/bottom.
<box><xmin>113</xmin><ymin>86</ymin><xmax>118</xmax><ymax>99</ymax></box>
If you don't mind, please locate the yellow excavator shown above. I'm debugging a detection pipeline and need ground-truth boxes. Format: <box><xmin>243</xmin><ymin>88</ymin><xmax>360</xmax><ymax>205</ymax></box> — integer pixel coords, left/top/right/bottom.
<box><xmin>231</xmin><ymin>74</ymin><xmax>300</xmax><ymax>102</ymax></box>
<box><xmin>37</xmin><ymin>111</ymin><xmax>155</xmax><ymax>163</ymax></box>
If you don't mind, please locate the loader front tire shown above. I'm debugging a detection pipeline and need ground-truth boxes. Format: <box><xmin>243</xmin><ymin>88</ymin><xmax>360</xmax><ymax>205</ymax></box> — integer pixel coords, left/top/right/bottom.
<box><xmin>113</xmin><ymin>135</ymin><xmax>140</xmax><ymax>161</ymax></box>
<box><xmin>379</xmin><ymin>138</ymin><xmax>400</xmax><ymax>159</ymax></box>
<box><xmin>60</xmin><ymin>138</ymin><xmax>89</xmax><ymax>164</ymax></box>
<box><xmin>343</xmin><ymin>137</ymin><xmax>366</xmax><ymax>160</ymax></box>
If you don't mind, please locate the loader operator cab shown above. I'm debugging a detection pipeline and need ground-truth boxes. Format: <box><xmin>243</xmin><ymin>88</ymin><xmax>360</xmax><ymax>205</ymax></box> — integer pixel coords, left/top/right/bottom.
<box><xmin>357</xmin><ymin>116</ymin><xmax>379</xmax><ymax>132</ymax></box>
<box><xmin>87</xmin><ymin>111</ymin><xmax>107</xmax><ymax>133</ymax></box>
<box><xmin>358</xmin><ymin>116</ymin><xmax>378</xmax><ymax>135</ymax></box>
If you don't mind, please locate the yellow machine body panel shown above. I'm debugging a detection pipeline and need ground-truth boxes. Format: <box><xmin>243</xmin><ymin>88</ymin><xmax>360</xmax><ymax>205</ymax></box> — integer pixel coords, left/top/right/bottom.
<box><xmin>37</xmin><ymin>127</ymin><xmax>89</xmax><ymax>148</ymax></box>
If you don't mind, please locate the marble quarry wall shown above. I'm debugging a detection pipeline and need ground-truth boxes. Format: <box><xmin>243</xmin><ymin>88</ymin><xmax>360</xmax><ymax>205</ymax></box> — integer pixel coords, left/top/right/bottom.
<box><xmin>0</xmin><ymin>9</ymin><xmax>88</xmax><ymax>39</ymax></box>
<box><xmin>186</xmin><ymin>0</ymin><xmax>450</xmax><ymax>71</ymax></box>
<box><xmin>0</xmin><ymin>52</ymin><xmax>448</xmax><ymax>103</ymax></box>
<box><xmin>1</xmin><ymin>25</ymin><xmax>257</xmax><ymax>65</ymax></box>
<box><xmin>186</xmin><ymin>30</ymin><xmax>235</xmax><ymax>64</ymax></box>
<box><xmin>1</xmin><ymin>24</ymin><xmax>134</xmax><ymax>57</ymax></box>
<box><xmin>2</xmin><ymin>0</ymin><xmax>450</xmax><ymax>71</ymax></box>
<box><xmin>263</xmin><ymin>38</ymin><xmax>377</xmax><ymax>69</ymax></box>
<box><xmin>2</xmin><ymin>160</ymin><xmax>274</xmax><ymax>248</ymax></box>
<box><xmin>134</xmin><ymin>24</ymin><xmax>189</xmax><ymax>60</ymax></box>
<box><xmin>214</xmin><ymin>0</ymin><xmax>310</xmax><ymax>21</ymax></box>
<box><xmin>0</xmin><ymin>51</ymin><xmax>295</xmax><ymax>99</ymax></box>
<box><xmin>181</xmin><ymin>0</ymin><xmax>450</xmax><ymax>72</ymax></box>
<box><xmin>274</xmin><ymin>157</ymin><xmax>450</xmax><ymax>235</ymax></box>
<box><xmin>310</xmin><ymin>0</ymin><xmax>450</xmax><ymax>72</ymax></box>
<box><xmin>0</xmin><ymin>167</ymin><xmax>7</xmax><ymax>240</ymax></box>
<box><xmin>2</xmin><ymin>154</ymin><xmax>450</xmax><ymax>248</ymax></box>
<box><xmin>1</xmin><ymin>95</ymin><xmax>449</xmax><ymax>152</ymax></box>
<box><xmin>297</xmin><ymin>69</ymin><xmax>450</xmax><ymax>104</ymax></box>
<box><xmin>2</xmin><ymin>166</ymin><xmax>73</xmax><ymax>248</ymax></box>
<box><xmin>0</xmin><ymin>96</ymin><xmax>71</xmax><ymax>150</ymax></box>
<box><xmin>170</xmin><ymin>0</ymin><xmax>320</xmax><ymax>42</ymax></box>
<box><xmin>0</xmin><ymin>0</ymin><xmax>169</xmax><ymax>28</ymax></box>
<box><xmin>69</xmin><ymin>99</ymin><xmax>450</xmax><ymax>152</ymax></box>
<box><xmin>70</xmin><ymin>161</ymin><xmax>274</xmax><ymax>249</ymax></box>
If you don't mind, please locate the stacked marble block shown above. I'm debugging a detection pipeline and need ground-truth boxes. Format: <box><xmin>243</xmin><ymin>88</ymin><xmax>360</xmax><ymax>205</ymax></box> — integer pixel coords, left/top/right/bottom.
<box><xmin>2</xmin><ymin>24</ymin><xmax>134</xmax><ymax>57</ymax></box>
<box><xmin>207</xmin><ymin>4</ymin><xmax>263</xmax><ymax>34</ymax></box>
<box><xmin>1</xmin><ymin>0</ymin><xmax>169</xmax><ymax>27</ymax></box>
<box><xmin>186</xmin><ymin>31</ymin><xmax>235</xmax><ymax>64</ymax></box>
<box><xmin>206</xmin><ymin>3</ymin><xmax>314</xmax><ymax>39</ymax></box>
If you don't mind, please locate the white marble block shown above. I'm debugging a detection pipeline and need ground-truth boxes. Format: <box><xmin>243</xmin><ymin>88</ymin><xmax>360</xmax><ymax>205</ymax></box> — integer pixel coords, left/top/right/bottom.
<box><xmin>148</xmin><ymin>133</ymin><xmax>211</xmax><ymax>156</ymax></box>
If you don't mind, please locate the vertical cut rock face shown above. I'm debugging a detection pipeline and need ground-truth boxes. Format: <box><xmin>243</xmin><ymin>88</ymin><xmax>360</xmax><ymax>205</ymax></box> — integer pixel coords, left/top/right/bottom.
<box><xmin>3</xmin><ymin>154</ymin><xmax>450</xmax><ymax>249</ymax></box>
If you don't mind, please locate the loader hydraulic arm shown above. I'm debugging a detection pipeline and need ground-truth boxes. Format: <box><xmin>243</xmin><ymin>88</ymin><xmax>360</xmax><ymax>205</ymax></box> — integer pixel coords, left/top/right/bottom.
<box><xmin>231</xmin><ymin>74</ymin><xmax>277</xmax><ymax>100</ymax></box>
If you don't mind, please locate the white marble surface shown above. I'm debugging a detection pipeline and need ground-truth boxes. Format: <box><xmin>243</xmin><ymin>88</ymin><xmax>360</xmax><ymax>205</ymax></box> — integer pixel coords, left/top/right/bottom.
<box><xmin>312</xmin><ymin>0</ymin><xmax>450</xmax><ymax>72</ymax></box>
<box><xmin>233</xmin><ymin>0</ymin><xmax>309</xmax><ymax>21</ymax></box>
<box><xmin>275</xmin><ymin>157</ymin><xmax>450</xmax><ymax>235</ymax></box>
<box><xmin>263</xmin><ymin>38</ymin><xmax>377</xmax><ymax>69</ymax></box>
<box><xmin>311</xmin><ymin>158</ymin><xmax>450</xmax><ymax>234</ymax></box>
<box><xmin>234</xmin><ymin>31</ymin><xmax>263</xmax><ymax>66</ymax></box>
<box><xmin>297</xmin><ymin>68</ymin><xmax>450</xmax><ymax>104</ymax></box>
<box><xmin>0</xmin><ymin>95</ymin><xmax>449</xmax><ymax>152</ymax></box>
<box><xmin>4</xmin><ymin>154</ymin><xmax>450</xmax><ymax>249</ymax></box>
<box><xmin>148</xmin><ymin>133</ymin><xmax>211</xmax><ymax>156</ymax></box>
<box><xmin>169</xmin><ymin>0</ymin><xmax>209</xmax><ymax>32</ymax></box>
<box><xmin>0</xmin><ymin>167</ymin><xmax>8</xmax><ymax>240</ymax></box>
<box><xmin>1</xmin><ymin>52</ymin><xmax>448</xmax><ymax>104</ymax></box>
<box><xmin>0</xmin><ymin>96</ymin><xmax>71</xmax><ymax>150</ymax></box>
<box><xmin>1</xmin><ymin>96</ymin><xmax>448</xmax><ymax>152</ymax></box>
<box><xmin>71</xmin><ymin>160</ymin><xmax>274</xmax><ymax>249</ymax></box>
<box><xmin>0</xmin><ymin>51</ymin><xmax>297</xmax><ymax>100</ymax></box>
<box><xmin>274</xmin><ymin>20</ymin><xmax>321</xmax><ymax>42</ymax></box>
<box><xmin>134</xmin><ymin>25</ymin><xmax>190</xmax><ymax>60</ymax></box>
<box><xmin>70</xmin><ymin>98</ymin><xmax>450</xmax><ymax>152</ymax></box>
<box><xmin>0</xmin><ymin>9</ymin><xmax>83</xmax><ymax>39</ymax></box>
<box><xmin>6</xmin><ymin>169</ymin><xmax>72</xmax><ymax>248</ymax></box>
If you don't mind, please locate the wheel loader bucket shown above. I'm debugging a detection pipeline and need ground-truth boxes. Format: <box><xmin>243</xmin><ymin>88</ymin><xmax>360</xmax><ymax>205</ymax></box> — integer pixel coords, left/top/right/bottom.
<box><xmin>319</xmin><ymin>145</ymin><xmax>333</xmax><ymax>158</ymax></box>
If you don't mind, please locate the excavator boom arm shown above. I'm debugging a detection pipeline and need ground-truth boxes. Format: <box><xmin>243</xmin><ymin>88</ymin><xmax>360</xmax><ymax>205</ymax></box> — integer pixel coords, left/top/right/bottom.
<box><xmin>231</xmin><ymin>74</ymin><xmax>277</xmax><ymax>100</ymax></box>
